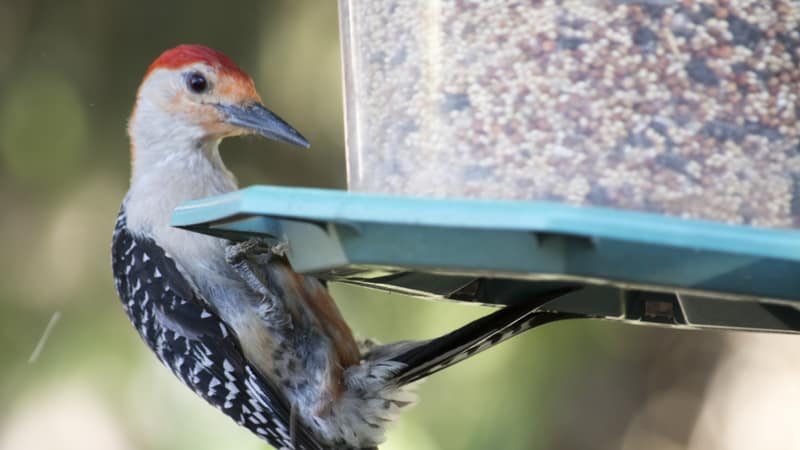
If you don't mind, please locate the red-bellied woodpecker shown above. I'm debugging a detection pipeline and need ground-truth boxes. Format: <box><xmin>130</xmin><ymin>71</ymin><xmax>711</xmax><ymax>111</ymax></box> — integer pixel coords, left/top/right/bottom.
<box><xmin>112</xmin><ymin>44</ymin><xmax>576</xmax><ymax>450</ymax></box>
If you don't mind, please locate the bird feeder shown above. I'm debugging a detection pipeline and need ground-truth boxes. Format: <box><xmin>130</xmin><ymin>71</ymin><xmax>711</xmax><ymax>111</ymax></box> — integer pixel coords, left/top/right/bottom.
<box><xmin>173</xmin><ymin>0</ymin><xmax>800</xmax><ymax>333</ymax></box>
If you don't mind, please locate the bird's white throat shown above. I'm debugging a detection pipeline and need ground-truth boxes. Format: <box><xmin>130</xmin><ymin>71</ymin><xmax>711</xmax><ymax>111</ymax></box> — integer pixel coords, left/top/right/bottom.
<box><xmin>124</xmin><ymin>135</ymin><xmax>238</xmax><ymax>273</ymax></box>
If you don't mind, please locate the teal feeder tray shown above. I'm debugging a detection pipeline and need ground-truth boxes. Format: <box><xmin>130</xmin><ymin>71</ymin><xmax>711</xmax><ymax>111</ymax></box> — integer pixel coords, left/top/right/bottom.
<box><xmin>172</xmin><ymin>186</ymin><xmax>800</xmax><ymax>334</ymax></box>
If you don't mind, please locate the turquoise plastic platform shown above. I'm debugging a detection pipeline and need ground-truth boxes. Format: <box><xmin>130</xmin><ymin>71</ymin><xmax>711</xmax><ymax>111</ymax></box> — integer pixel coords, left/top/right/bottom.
<box><xmin>172</xmin><ymin>186</ymin><xmax>800</xmax><ymax>333</ymax></box>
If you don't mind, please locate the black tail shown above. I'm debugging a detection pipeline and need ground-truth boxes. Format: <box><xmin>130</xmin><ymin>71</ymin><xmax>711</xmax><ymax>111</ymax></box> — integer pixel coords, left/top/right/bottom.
<box><xmin>380</xmin><ymin>288</ymin><xmax>582</xmax><ymax>386</ymax></box>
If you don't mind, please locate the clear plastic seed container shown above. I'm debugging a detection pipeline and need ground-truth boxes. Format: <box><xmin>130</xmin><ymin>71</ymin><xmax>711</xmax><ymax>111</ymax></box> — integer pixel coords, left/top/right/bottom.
<box><xmin>338</xmin><ymin>0</ymin><xmax>800</xmax><ymax>228</ymax></box>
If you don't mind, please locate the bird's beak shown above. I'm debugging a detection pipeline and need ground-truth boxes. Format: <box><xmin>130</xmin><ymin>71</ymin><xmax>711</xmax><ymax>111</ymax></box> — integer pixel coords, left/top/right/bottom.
<box><xmin>216</xmin><ymin>102</ymin><xmax>310</xmax><ymax>148</ymax></box>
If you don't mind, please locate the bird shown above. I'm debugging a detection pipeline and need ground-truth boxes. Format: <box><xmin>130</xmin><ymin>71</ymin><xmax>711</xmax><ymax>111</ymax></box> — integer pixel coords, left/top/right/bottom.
<box><xmin>111</xmin><ymin>44</ymin><xmax>578</xmax><ymax>450</ymax></box>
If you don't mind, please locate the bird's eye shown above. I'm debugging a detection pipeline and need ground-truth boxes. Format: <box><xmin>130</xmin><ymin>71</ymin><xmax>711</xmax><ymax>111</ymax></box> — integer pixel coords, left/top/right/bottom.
<box><xmin>186</xmin><ymin>72</ymin><xmax>208</xmax><ymax>94</ymax></box>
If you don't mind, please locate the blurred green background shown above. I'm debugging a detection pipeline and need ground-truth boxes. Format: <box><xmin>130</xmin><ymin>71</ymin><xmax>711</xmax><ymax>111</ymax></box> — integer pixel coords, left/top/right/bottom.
<box><xmin>1</xmin><ymin>1</ymin><xmax>797</xmax><ymax>449</ymax></box>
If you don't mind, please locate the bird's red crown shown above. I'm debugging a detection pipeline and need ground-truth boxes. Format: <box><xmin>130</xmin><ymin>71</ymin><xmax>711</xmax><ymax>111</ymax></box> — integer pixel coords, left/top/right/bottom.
<box><xmin>145</xmin><ymin>44</ymin><xmax>251</xmax><ymax>81</ymax></box>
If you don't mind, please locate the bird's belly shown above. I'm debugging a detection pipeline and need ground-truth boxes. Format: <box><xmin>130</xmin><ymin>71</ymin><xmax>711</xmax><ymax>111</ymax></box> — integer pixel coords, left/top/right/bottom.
<box><xmin>231</xmin><ymin>304</ymin><xmax>345</xmax><ymax>414</ymax></box>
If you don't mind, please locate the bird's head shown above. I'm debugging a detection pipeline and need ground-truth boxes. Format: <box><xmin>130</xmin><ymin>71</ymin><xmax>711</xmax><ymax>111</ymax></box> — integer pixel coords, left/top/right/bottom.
<box><xmin>128</xmin><ymin>45</ymin><xmax>309</xmax><ymax>162</ymax></box>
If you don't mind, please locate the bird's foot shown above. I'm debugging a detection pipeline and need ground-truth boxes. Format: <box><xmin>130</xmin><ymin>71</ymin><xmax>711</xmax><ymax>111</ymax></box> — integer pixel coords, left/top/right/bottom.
<box><xmin>225</xmin><ymin>239</ymin><xmax>295</xmax><ymax>329</ymax></box>
<box><xmin>226</xmin><ymin>240</ymin><xmax>279</xmax><ymax>296</ymax></box>
<box><xmin>269</xmin><ymin>240</ymin><xmax>289</xmax><ymax>258</ymax></box>
<box><xmin>225</xmin><ymin>238</ymin><xmax>271</xmax><ymax>263</ymax></box>
<box><xmin>226</xmin><ymin>238</ymin><xmax>289</xmax><ymax>263</ymax></box>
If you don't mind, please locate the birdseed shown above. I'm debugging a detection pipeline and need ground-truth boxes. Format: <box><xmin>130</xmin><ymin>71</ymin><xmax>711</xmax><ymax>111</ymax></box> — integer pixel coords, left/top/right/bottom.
<box><xmin>339</xmin><ymin>0</ymin><xmax>800</xmax><ymax>228</ymax></box>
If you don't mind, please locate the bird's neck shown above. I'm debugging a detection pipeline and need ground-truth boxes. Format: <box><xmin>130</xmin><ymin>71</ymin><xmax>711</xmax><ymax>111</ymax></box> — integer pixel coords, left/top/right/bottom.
<box><xmin>124</xmin><ymin>135</ymin><xmax>238</xmax><ymax>240</ymax></box>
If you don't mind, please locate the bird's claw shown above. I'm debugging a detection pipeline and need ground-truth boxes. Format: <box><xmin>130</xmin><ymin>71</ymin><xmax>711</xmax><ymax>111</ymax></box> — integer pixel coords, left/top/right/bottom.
<box><xmin>225</xmin><ymin>238</ymin><xmax>271</xmax><ymax>264</ymax></box>
<box><xmin>225</xmin><ymin>238</ymin><xmax>289</xmax><ymax>264</ymax></box>
<box><xmin>226</xmin><ymin>240</ymin><xmax>278</xmax><ymax>296</ymax></box>
<box><xmin>226</xmin><ymin>239</ymin><xmax>294</xmax><ymax>330</ymax></box>
<box><xmin>270</xmin><ymin>241</ymin><xmax>290</xmax><ymax>257</ymax></box>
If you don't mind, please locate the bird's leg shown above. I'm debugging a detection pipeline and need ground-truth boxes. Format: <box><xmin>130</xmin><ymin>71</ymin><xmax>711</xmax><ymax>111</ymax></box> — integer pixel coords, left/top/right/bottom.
<box><xmin>225</xmin><ymin>243</ymin><xmax>276</xmax><ymax>299</ymax></box>
<box><xmin>225</xmin><ymin>239</ymin><xmax>292</xmax><ymax>329</ymax></box>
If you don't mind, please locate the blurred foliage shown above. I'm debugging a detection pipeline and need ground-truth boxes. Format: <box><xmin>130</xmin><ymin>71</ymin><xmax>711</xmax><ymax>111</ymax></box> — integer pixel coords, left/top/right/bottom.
<box><xmin>0</xmin><ymin>1</ymin><xmax>772</xmax><ymax>450</ymax></box>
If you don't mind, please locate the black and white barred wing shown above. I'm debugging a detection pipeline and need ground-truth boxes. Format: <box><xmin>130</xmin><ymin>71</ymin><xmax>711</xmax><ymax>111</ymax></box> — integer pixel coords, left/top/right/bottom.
<box><xmin>378</xmin><ymin>288</ymin><xmax>580</xmax><ymax>387</ymax></box>
<box><xmin>112</xmin><ymin>213</ymin><xmax>322</xmax><ymax>450</ymax></box>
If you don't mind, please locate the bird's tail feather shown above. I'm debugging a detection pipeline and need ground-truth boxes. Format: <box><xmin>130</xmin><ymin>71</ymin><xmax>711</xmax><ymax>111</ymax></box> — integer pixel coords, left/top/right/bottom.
<box><xmin>378</xmin><ymin>288</ymin><xmax>581</xmax><ymax>387</ymax></box>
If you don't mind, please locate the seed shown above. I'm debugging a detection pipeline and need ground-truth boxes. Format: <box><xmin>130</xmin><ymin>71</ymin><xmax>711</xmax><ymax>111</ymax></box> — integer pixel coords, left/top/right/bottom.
<box><xmin>340</xmin><ymin>0</ymin><xmax>800</xmax><ymax>228</ymax></box>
